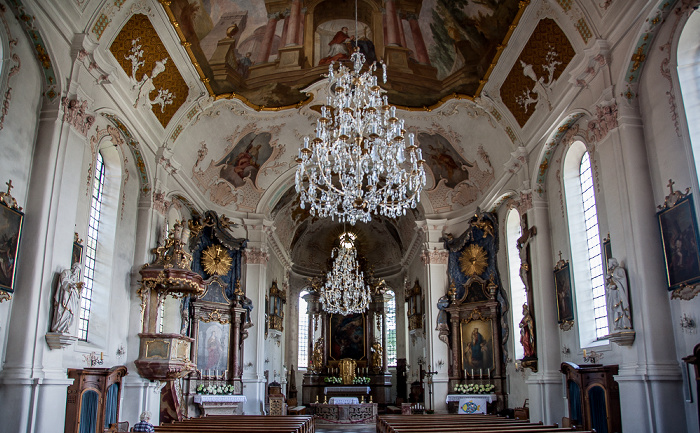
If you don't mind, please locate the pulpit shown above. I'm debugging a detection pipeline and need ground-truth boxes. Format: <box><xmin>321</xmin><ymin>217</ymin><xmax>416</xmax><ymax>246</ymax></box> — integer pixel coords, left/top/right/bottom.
<box><xmin>561</xmin><ymin>362</ymin><xmax>622</xmax><ymax>433</ymax></box>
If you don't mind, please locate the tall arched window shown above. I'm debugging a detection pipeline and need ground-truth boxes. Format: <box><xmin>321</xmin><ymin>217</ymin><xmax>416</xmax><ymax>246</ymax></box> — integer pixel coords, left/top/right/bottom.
<box><xmin>564</xmin><ymin>141</ymin><xmax>608</xmax><ymax>346</ymax></box>
<box><xmin>385</xmin><ymin>291</ymin><xmax>397</xmax><ymax>366</ymax></box>
<box><xmin>79</xmin><ymin>152</ymin><xmax>106</xmax><ymax>341</ymax></box>
<box><xmin>298</xmin><ymin>290</ymin><xmax>309</xmax><ymax>368</ymax></box>
<box><xmin>506</xmin><ymin>208</ymin><xmax>526</xmax><ymax>360</ymax></box>
<box><xmin>677</xmin><ymin>10</ymin><xmax>700</xmax><ymax>182</ymax></box>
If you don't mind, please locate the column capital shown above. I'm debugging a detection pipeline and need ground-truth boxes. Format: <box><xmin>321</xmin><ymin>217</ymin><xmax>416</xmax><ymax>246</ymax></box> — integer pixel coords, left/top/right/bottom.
<box><xmin>421</xmin><ymin>248</ymin><xmax>449</xmax><ymax>265</ymax></box>
<box><xmin>244</xmin><ymin>247</ymin><xmax>269</xmax><ymax>265</ymax></box>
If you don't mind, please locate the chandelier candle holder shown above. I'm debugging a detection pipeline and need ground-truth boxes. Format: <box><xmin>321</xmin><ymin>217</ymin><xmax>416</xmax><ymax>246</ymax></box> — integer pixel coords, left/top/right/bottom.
<box><xmin>295</xmin><ymin>50</ymin><xmax>426</xmax><ymax>225</ymax></box>
<box><xmin>320</xmin><ymin>233</ymin><xmax>370</xmax><ymax>314</ymax></box>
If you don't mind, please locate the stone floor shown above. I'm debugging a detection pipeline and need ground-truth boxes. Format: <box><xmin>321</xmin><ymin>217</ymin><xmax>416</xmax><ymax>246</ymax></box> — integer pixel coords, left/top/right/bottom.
<box><xmin>315</xmin><ymin>422</ymin><xmax>377</xmax><ymax>433</ymax></box>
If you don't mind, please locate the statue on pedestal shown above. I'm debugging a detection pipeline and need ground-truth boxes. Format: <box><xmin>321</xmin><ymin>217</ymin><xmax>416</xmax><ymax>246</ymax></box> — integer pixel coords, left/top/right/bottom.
<box><xmin>606</xmin><ymin>258</ymin><xmax>632</xmax><ymax>330</ymax></box>
<box><xmin>371</xmin><ymin>342</ymin><xmax>383</xmax><ymax>373</ymax></box>
<box><xmin>51</xmin><ymin>263</ymin><xmax>83</xmax><ymax>334</ymax></box>
<box><xmin>519</xmin><ymin>303</ymin><xmax>535</xmax><ymax>358</ymax></box>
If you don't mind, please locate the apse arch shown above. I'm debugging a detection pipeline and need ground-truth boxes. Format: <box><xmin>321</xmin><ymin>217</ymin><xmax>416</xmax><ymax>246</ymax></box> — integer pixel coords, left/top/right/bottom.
<box><xmin>677</xmin><ymin>9</ymin><xmax>700</xmax><ymax>196</ymax></box>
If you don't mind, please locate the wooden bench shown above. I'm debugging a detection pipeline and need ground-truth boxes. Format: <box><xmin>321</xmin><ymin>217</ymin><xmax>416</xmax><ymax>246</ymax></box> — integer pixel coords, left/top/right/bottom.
<box><xmin>377</xmin><ymin>414</ymin><xmax>594</xmax><ymax>433</ymax></box>
<box><xmin>288</xmin><ymin>406</ymin><xmax>306</xmax><ymax>415</ymax></box>
<box><xmin>155</xmin><ymin>415</ymin><xmax>314</xmax><ymax>433</ymax></box>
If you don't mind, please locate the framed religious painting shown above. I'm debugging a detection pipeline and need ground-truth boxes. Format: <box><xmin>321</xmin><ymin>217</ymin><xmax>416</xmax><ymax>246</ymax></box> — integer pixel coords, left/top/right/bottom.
<box><xmin>195</xmin><ymin>319</ymin><xmax>231</xmax><ymax>378</ymax></box>
<box><xmin>0</xmin><ymin>199</ymin><xmax>24</xmax><ymax>293</ymax></box>
<box><xmin>328</xmin><ymin>313</ymin><xmax>366</xmax><ymax>361</ymax></box>
<box><xmin>602</xmin><ymin>235</ymin><xmax>612</xmax><ymax>273</ymax></box>
<box><xmin>460</xmin><ymin>318</ymin><xmax>494</xmax><ymax>376</ymax></box>
<box><xmin>554</xmin><ymin>258</ymin><xmax>574</xmax><ymax>330</ymax></box>
<box><xmin>657</xmin><ymin>193</ymin><xmax>700</xmax><ymax>291</ymax></box>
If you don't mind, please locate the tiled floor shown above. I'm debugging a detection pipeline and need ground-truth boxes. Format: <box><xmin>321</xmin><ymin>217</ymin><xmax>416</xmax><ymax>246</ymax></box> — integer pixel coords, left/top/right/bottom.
<box><xmin>315</xmin><ymin>422</ymin><xmax>376</xmax><ymax>433</ymax></box>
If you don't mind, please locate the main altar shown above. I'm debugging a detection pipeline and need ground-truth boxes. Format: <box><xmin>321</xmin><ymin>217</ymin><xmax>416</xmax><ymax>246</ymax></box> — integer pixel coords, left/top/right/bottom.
<box><xmin>301</xmin><ymin>288</ymin><xmax>392</xmax><ymax>409</ymax></box>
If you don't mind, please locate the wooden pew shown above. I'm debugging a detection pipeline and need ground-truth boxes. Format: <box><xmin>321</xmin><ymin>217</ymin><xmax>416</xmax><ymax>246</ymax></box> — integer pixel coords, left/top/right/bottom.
<box><xmin>155</xmin><ymin>415</ymin><xmax>313</xmax><ymax>433</ymax></box>
<box><xmin>377</xmin><ymin>414</ymin><xmax>594</xmax><ymax>433</ymax></box>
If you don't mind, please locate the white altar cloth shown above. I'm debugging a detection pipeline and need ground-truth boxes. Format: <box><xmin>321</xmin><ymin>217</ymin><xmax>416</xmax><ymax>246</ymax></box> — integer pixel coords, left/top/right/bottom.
<box><xmin>329</xmin><ymin>397</ymin><xmax>359</xmax><ymax>404</ymax></box>
<box><xmin>194</xmin><ymin>395</ymin><xmax>247</xmax><ymax>404</ymax></box>
<box><xmin>445</xmin><ymin>394</ymin><xmax>495</xmax><ymax>414</ymax></box>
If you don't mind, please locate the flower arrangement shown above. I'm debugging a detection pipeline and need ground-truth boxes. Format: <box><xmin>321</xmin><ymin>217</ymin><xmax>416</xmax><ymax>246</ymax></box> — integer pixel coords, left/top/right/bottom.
<box><xmin>352</xmin><ymin>376</ymin><xmax>370</xmax><ymax>384</ymax></box>
<box><xmin>196</xmin><ymin>384</ymin><xmax>235</xmax><ymax>395</ymax></box>
<box><xmin>453</xmin><ymin>383</ymin><xmax>495</xmax><ymax>394</ymax></box>
<box><xmin>324</xmin><ymin>376</ymin><xmax>342</xmax><ymax>384</ymax></box>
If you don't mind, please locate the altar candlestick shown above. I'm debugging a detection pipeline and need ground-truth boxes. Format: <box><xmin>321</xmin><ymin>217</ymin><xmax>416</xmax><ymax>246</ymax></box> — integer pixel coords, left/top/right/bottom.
<box><xmin>480</xmin><ymin>368</ymin><xmax>482</xmax><ymax>378</ymax></box>
<box><xmin>471</xmin><ymin>368</ymin><xmax>474</xmax><ymax>377</ymax></box>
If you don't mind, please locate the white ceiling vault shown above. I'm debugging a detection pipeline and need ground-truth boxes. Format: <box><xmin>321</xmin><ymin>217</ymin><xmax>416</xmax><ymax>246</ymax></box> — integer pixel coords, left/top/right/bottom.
<box><xmin>18</xmin><ymin>0</ymin><xmax>653</xmax><ymax>273</ymax></box>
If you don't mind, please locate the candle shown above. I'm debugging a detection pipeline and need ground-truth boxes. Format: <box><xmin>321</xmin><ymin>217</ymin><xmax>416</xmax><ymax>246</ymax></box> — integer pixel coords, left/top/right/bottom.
<box><xmin>583</xmin><ymin>349</ymin><xmax>587</xmax><ymax>357</ymax></box>
<box><xmin>480</xmin><ymin>368</ymin><xmax>483</xmax><ymax>377</ymax></box>
<box><xmin>100</xmin><ymin>352</ymin><xmax>103</xmax><ymax>361</ymax></box>
<box><xmin>471</xmin><ymin>368</ymin><xmax>474</xmax><ymax>377</ymax></box>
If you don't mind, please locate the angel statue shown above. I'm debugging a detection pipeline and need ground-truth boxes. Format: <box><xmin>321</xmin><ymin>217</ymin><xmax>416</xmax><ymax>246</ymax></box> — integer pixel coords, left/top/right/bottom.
<box><xmin>51</xmin><ymin>263</ymin><xmax>84</xmax><ymax>334</ymax></box>
<box><xmin>311</xmin><ymin>337</ymin><xmax>324</xmax><ymax>373</ymax></box>
<box><xmin>371</xmin><ymin>342</ymin><xmax>383</xmax><ymax>373</ymax></box>
<box><xmin>606</xmin><ymin>258</ymin><xmax>632</xmax><ymax>331</ymax></box>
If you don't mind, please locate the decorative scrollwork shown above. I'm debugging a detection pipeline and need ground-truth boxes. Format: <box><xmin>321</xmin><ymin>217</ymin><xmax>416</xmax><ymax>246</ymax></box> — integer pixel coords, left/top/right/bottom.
<box><xmin>201</xmin><ymin>309</ymin><xmax>230</xmax><ymax>324</ymax></box>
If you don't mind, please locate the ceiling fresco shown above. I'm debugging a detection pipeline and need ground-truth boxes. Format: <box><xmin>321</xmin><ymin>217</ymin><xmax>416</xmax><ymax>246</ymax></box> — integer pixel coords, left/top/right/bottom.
<box><xmin>162</xmin><ymin>0</ymin><xmax>526</xmax><ymax>109</ymax></box>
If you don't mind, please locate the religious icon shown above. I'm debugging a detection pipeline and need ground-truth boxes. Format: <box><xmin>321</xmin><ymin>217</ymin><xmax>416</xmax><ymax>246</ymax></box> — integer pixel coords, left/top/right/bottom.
<box><xmin>460</xmin><ymin>319</ymin><xmax>494</xmax><ymax>373</ymax></box>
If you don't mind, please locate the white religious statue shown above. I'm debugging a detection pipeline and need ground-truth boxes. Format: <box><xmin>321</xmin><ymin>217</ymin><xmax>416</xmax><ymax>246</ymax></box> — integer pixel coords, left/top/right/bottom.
<box><xmin>605</xmin><ymin>258</ymin><xmax>632</xmax><ymax>331</ymax></box>
<box><xmin>51</xmin><ymin>263</ymin><xmax>84</xmax><ymax>334</ymax></box>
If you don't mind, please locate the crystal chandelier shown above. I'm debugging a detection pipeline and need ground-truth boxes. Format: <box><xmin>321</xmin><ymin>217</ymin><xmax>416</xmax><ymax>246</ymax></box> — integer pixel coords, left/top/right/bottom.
<box><xmin>295</xmin><ymin>49</ymin><xmax>426</xmax><ymax>225</ymax></box>
<box><xmin>320</xmin><ymin>232</ymin><xmax>370</xmax><ymax>314</ymax></box>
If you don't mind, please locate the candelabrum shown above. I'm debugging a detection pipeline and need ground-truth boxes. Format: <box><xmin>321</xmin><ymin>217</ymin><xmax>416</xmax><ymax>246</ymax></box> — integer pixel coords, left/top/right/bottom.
<box><xmin>423</xmin><ymin>367</ymin><xmax>438</xmax><ymax>413</ymax></box>
<box><xmin>562</xmin><ymin>346</ymin><xmax>571</xmax><ymax>356</ymax></box>
<box><xmin>680</xmin><ymin>314</ymin><xmax>696</xmax><ymax>333</ymax></box>
<box><xmin>582</xmin><ymin>349</ymin><xmax>603</xmax><ymax>364</ymax></box>
<box><xmin>84</xmin><ymin>351</ymin><xmax>104</xmax><ymax>367</ymax></box>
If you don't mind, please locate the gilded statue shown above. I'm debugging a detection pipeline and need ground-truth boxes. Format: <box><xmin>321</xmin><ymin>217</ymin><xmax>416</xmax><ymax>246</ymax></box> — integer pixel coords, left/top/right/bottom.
<box><xmin>311</xmin><ymin>337</ymin><xmax>324</xmax><ymax>373</ymax></box>
<box><xmin>519</xmin><ymin>303</ymin><xmax>535</xmax><ymax>358</ymax></box>
<box><xmin>371</xmin><ymin>342</ymin><xmax>383</xmax><ymax>373</ymax></box>
<box><xmin>338</xmin><ymin>358</ymin><xmax>356</xmax><ymax>385</ymax></box>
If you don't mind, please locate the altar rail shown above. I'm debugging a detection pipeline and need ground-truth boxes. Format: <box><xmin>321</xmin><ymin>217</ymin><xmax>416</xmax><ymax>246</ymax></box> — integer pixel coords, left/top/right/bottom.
<box><xmin>377</xmin><ymin>414</ymin><xmax>595</xmax><ymax>433</ymax></box>
<box><xmin>155</xmin><ymin>415</ymin><xmax>314</xmax><ymax>433</ymax></box>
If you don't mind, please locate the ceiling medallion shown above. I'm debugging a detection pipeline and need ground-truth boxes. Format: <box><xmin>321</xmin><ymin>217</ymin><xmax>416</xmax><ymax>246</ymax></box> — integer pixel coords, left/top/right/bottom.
<box><xmin>459</xmin><ymin>244</ymin><xmax>488</xmax><ymax>277</ymax></box>
<box><xmin>320</xmin><ymin>232</ymin><xmax>370</xmax><ymax>315</ymax></box>
<box><xmin>295</xmin><ymin>48</ymin><xmax>426</xmax><ymax>225</ymax></box>
<box><xmin>201</xmin><ymin>244</ymin><xmax>232</xmax><ymax>276</ymax></box>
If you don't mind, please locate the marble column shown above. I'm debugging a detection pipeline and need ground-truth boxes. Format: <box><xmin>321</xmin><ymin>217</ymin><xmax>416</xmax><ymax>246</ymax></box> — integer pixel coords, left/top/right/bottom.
<box><xmin>286</xmin><ymin>0</ymin><xmax>302</xmax><ymax>46</ymax></box>
<box><xmin>525</xmin><ymin>197</ymin><xmax>564</xmax><ymax>424</ymax></box>
<box><xmin>384</xmin><ymin>1</ymin><xmax>401</xmax><ymax>46</ymax></box>
<box><xmin>418</xmin><ymin>219</ymin><xmax>450</xmax><ymax>412</ymax></box>
<box><xmin>602</xmin><ymin>100</ymin><xmax>685</xmax><ymax>433</ymax></box>
<box><xmin>407</xmin><ymin>15</ymin><xmax>430</xmax><ymax>64</ymax></box>
<box><xmin>257</xmin><ymin>14</ymin><xmax>280</xmax><ymax>64</ymax></box>
<box><xmin>397</xmin><ymin>13</ymin><xmax>407</xmax><ymax>48</ymax></box>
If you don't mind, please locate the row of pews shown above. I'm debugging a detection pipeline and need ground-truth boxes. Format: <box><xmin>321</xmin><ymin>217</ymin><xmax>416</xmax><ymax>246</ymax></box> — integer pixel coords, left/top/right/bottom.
<box><xmin>377</xmin><ymin>414</ymin><xmax>594</xmax><ymax>433</ymax></box>
<box><xmin>154</xmin><ymin>415</ymin><xmax>314</xmax><ymax>433</ymax></box>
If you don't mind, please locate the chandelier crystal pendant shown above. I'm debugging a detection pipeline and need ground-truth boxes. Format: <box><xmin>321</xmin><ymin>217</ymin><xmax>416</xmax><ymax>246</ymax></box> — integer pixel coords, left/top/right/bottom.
<box><xmin>295</xmin><ymin>49</ymin><xmax>426</xmax><ymax>225</ymax></box>
<box><xmin>320</xmin><ymin>233</ymin><xmax>370</xmax><ymax>314</ymax></box>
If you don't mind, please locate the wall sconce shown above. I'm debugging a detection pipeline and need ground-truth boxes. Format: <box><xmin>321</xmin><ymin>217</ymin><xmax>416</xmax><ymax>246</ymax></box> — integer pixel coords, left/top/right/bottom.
<box><xmin>681</xmin><ymin>314</ymin><xmax>696</xmax><ymax>333</ymax></box>
<box><xmin>116</xmin><ymin>345</ymin><xmax>125</xmax><ymax>359</ymax></box>
<box><xmin>582</xmin><ymin>349</ymin><xmax>603</xmax><ymax>364</ymax></box>
<box><xmin>514</xmin><ymin>360</ymin><xmax>524</xmax><ymax>372</ymax></box>
<box><xmin>436</xmin><ymin>359</ymin><xmax>445</xmax><ymax>370</ymax></box>
<box><xmin>84</xmin><ymin>352</ymin><xmax>104</xmax><ymax>367</ymax></box>
<box><xmin>562</xmin><ymin>346</ymin><xmax>571</xmax><ymax>355</ymax></box>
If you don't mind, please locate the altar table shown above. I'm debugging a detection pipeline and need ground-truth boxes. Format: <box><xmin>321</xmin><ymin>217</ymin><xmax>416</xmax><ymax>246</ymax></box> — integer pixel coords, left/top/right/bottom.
<box><xmin>310</xmin><ymin>402</ymin><xmax>377</xmax><ymax>424</ymax></box>
<box><xmin>194</xmin><ymin>394</ymin><xmax>247</xmax><ymax>416</ymax></box>
<box><xmin>445</xmin><ymin>394</ymin><xmax>496</xmax><ymax>414</ymax></box>
<box><xmin>329</xmin><ymin>397</ymin><xmax>359</xmax><ymax>404</ymax></box>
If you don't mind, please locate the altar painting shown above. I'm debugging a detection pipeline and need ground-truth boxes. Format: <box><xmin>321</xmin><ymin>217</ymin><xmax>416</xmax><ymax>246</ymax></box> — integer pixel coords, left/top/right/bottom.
<box><xmin>460</xmin><ymin>319</ymin><xmax>494</xmax><ymax>373</ymax></box>
<box><xmin>196</xmin><ymin>320</ymin><xmax>231</xmax><ymax>375</ymax></box>
<box><xmin>329</xmin><ymin>313</ymin><xmax>365</xmax><ymax>361</ymax></box>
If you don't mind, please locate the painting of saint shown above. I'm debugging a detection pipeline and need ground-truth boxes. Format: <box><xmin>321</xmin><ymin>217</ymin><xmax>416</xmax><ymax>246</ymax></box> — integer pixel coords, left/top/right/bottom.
<box><xmin>0</xmin><ymin>204</ymin><xmax>22</xmax><ymax>292</ymax></box>
<box><xmin>417</xmin><ymin>132</ymin><xmax>473</xmax><ymax>188</ymax></box>
<box><xmin>554</xmin><ymin>264</ymin><xmax>574</xmax><ymax>323</ymax></box>
<box><xmin>329</xmin><ymin>313</ymin><xmax>365</xmax><ymax>360</ymax></box>
<box><xmin>197</xmin><ymin>320</ymin><xmax>230</xmax><ymax>375</ymax></box>
<box><xmin>461</xmin><ymin>319</ymin><xmax>494</xmax><ymax>373</ymax></box>
<box><xmin>319</xmin><ymin>26</ymin><xmax>353</xmax><ymax>65</ymax></box>
<box><xmin>216</xmin><ymin>131</ymin><xmax>273</xmax><ymax>188</ymax></box>
<box><xmin>658</xmin><ymin>196</ymin><xmax>700</xmax><ymax>289</ymax></box>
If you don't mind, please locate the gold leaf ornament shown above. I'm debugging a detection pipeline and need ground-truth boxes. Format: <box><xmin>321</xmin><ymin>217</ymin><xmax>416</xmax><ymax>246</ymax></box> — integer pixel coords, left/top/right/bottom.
<box><xmin>201</xmin><ymin>245</ymin><xmax>232</xmax><ymax>276</ymax></box>
<box><xmin>459</xmin><ymin>244</ymin><xmax>488</xmax><ymax>276</ymax></box>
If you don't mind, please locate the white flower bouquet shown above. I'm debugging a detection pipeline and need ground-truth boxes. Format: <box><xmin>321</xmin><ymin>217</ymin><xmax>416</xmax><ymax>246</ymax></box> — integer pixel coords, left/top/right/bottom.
<box><xmin>453</xmin><ymin>383</ymin><xmax>495</xmax><ymax>394</ymax></box>
<box><xmin>196</xmin><ymin>383</ymin><xmax>236</xmax><ymax>395</ymax></box>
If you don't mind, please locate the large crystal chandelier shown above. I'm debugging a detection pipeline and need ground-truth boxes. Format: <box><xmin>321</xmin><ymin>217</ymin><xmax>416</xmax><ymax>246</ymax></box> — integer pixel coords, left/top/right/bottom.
<box><xmin>295</xmin><ymin>49</ymin><xmax>426</xmax><ymax>225</ymax></box>
<box><xmin>320</xmin><ymin>232</ymin><xmax>370</xmax><ymax>314</ymax></box>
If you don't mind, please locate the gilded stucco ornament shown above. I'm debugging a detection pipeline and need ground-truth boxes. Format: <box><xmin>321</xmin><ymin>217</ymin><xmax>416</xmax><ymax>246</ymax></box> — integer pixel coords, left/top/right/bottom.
<box><xmin>201</xmin><ymin>244</ymin><xmax>232</xmax><ymax>276</ymax></box>
<box><xmin>459</xmin><ymin>244</ymin><xmax>488</xmax><ymax>277</ymax></box>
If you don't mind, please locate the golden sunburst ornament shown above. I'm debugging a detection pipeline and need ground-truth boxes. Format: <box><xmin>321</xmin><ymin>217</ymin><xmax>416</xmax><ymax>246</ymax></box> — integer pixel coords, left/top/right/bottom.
<box><xmin>459</xmin><ymin>244</ymin><xmax>488</xmax><ymax>276</ymax></box>
<box><xmin>201</xmin><ymin>245</ymin><xmax>232</xmax><ymax>276</ymax></box>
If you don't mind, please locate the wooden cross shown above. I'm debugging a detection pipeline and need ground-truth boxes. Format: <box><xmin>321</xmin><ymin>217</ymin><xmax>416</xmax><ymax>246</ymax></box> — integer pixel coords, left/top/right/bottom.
<box><xmin>558</xmin><ymin>251</ymin><xmax>563</xmax><ymax>261</ymax></box>
<box><xmin>667</xmin><ymin>179</ymin><xmax>675</xmax><ymax>194</ymax></box>
<box><xmin>5</xmin><ymin>179</ymin><xmax>12</xmax><ymax>195</ymax></box>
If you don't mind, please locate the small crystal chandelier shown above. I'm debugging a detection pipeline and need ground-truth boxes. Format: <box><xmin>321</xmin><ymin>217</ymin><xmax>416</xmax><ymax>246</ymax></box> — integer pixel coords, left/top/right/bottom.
<box><xmin>295</xmin><ymin>20</ymin><xmax>426</xmax><ymax>225</ymax></box>
<box><xmin>320</xmin><ymin>232</ymin><xmax>370</xmax><ymax>314</ymax></box>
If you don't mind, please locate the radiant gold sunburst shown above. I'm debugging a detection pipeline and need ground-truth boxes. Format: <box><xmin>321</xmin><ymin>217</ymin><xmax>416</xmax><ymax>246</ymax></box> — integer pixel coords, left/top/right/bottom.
<box><xmin>459</xmin><ymin>244</ymin><xmax>488</xmax><ymax>276</ymax></box>
<box><xmin>201</xmin><ymin>245</ymin><xmax>232</xmax><ymax>276</ymax></box>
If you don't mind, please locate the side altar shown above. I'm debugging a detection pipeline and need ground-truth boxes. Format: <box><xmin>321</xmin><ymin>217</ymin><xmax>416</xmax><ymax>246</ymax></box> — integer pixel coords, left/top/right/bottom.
<box><xmin>301</xmin><ymin>288</ymin><xmax>392</xmax><ymax>408</ymax></box>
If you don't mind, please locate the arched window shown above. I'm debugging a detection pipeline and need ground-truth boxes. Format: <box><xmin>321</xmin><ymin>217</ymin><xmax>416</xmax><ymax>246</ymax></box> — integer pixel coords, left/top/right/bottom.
<box><xmin>677</xmin><ymin>10</ymin><xmax>700</xmax><ymax>181</ymax></box>
<box><xmin>298</xmin><ymin>290</ymin><xmax>309</xmax><ymax>368</ymax></box>
<box><xmin>564</xmin><ymin>141</ymin><xmax>608</xmax><ymax>346</ymax></box>
<box><xmin>79</xmin><ymin>152</ymin><xmax>106</xmax><ymax>341</ymax></box>
<box><xmin>506</xmin><ymin>208</ymin><xmax>526</xmax><ymax>360</ymax></box>
<box><xmin>385</xmin><ymin>291</ymin><xmax>397</xmax><ymax>366</ymax></box>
